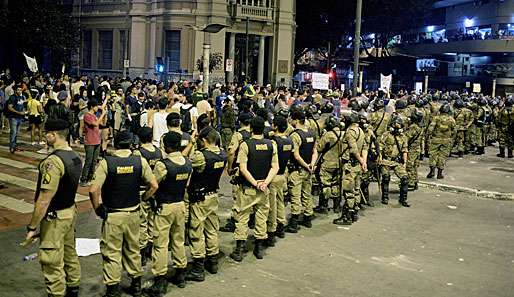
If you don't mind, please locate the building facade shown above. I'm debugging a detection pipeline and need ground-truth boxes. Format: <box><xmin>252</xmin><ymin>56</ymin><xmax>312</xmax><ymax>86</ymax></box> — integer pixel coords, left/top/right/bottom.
<box><xmin>74</xmin><ymin>0</ymin><xmax>296</xmax><ymax>86</ymax></box>
<box><xmin>391</xmin><ymin>0</ymin><xmax>514</xmax><ymax>94</ymax></box>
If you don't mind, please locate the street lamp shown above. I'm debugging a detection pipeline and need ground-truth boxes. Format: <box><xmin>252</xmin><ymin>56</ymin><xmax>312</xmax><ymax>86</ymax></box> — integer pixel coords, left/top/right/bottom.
<box><xmin>187</xmin><ymin>23</ymin><xmax>228</xmax><ymax>95</ymax></box>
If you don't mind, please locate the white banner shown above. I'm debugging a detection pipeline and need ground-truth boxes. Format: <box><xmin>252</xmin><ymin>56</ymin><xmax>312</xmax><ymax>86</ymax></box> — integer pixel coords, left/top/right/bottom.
<box><xmin>225</xmin><ymin>59</ymin><xmax>234</xmax><ymax>72</ymax></box>
<box><xmin>415</xmin><ymin>82</ymin><xmax>423</xmax><ymax>94</ymax></box>
<box><xmin>340</xmin><ymin>84</ymin><xmax>345</xmax><ymax>92</ymax></box>
<box><xmin>380</xmin><ymin>74</ymin><xmax>392</xmax><ymax>91</ymax></box>
<box><xmin>311</xmin><ymin>72</ymin><xmax>330</xmax><ymax>90</ymax></box>
<box><xmin>23</xmin><ymin>53</ymin><xmax>38</xmax><ymax>73</ymax></box>
<box><xmin>473</xmin><ymin>83</ymin><xmax>481</xmax><ymax>93</ymax></box>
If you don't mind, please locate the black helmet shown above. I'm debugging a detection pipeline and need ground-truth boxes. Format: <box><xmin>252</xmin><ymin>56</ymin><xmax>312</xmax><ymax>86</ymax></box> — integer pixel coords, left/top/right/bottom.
<box><xmin>325</xmin><ymin>115</ymin><xmax>340</xmax><ymax>131</ymax></box>
<box><xmin>454</xmin><ymin>99</ymin><xmax>464</xmax><ymax>108</ymax></box>
<box><xmin>345</xmin><ymin>111</ymin><xmax>360</xmax><ymax>124</ymax></box>
<box><xmin>348</xmin><ymin>100</ymin><xmax>361</xmax><ymax>111</ymax></box>
<box><xmin>389</xmin><ymin>115</ymin><xmax>405</xmax><ymax>130</ymax></box>
<box><xmin>410</xmin><ymin>109</ymin><xmax>424</xmax><ymax>124</ymax></box>
<box><xmin>321</xmin><ymin>101</ymin><xmax>334</xmax><ymax>114</ymax></box>
<box><xmin>375</xmin><ymin>99</ymin><xmax>385</xmax><ymax>109</ymax></box>
<box><xmin>415</xmin><ymin>99</ymin><xmax>424</xmax><ymax>108</ymax></box>
<box><xmin>276</xmin><ymin>108</ymin><xmax>289</xmax><ymax>118</ymax></box>
<box><xmin>360</xmin><ymin>98</ymin><xmax>370</xmax><ymax>110</ymax></box>
<box><xmin>478</xmin><ymin>97</ymin><xmax>488</xmax><ymax>106</ymax></box>
<box><xmin>305</xmin><ymin>104</ymin><xmax>318</xmax><ymax>117</ymax></box>
<box><xmin>440</xmin><ymin>104</ymin><xmax>451</xmax><ymax>114</ymax></box>
<box><xmin>408</xmin><ymin>96</ymin><xmax>417</xmax><ymax>105</ymax></box>
<box><xmin>395</xmin><ymin>100</ymin><xmax>407</xmax><ymax>110</ymax></box>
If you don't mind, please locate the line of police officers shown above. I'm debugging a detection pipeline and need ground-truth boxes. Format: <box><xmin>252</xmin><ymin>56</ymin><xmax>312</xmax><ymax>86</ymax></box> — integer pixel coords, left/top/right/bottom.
<box><xmin>24</xmin><ymin>92</ymin><xmax>514</xmax><ymax>297</ymax></box>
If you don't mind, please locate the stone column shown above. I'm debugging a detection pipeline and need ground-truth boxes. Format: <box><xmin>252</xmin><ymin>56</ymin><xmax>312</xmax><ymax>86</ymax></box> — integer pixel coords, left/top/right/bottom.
<box><xmin>492</xmin><ymin>79</ymin><xmax>497</xmax><ymax>97</ymax></box>
<box><xmin>257</xmin><ymin>35</ymin><xmax>266</xmax><ymax>85</ymax></box>
<box><xmin>227</xmin><ymin>32</ymin><xmax>236</xmax><ymax>83</ymax></box>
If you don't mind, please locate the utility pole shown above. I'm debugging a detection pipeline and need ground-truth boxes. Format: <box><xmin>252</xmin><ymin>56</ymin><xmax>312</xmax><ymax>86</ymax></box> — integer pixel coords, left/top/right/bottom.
<box><xmin>123</xmin><ymin>0</ymin><xmax>130</xmax><ymax>78</ymax></box>
<box><xmin>77</xmin><ymin>0</ymin><xmax>82</xmax><ymax>76</ymax></box>
<box><xmin>352</xmin><ymin>0</ymin><xmax>363</xmax><ymax>95</ymax></box>
<box><xmin>245</xmin><ymin>17</ymin><xmax>250</xmax><ymax>82</ymax></box>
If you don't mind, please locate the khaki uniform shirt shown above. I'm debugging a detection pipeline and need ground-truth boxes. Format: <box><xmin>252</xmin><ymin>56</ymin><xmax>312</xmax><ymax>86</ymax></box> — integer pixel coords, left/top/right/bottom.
<box><xmin>92</xmin><ymin>149</ymin><xmax>155</xmax><ymax>211</ymax></box>
<box><xmin>38</xmin><ymin>142</ymin><xmax>72</xmax><ymax>193</ymax></box>
<box><xmin>228</xmin><ymin>126</ymin><xmax>251</xmax><ymax>153</ymax></box>
<box><xmin>160</xmin><ymin>127</ymin><xmax>195</xmax><ymax>157</ymax></box>
<box><xmin>191</xmin><ymin>146</ymin><xmax>222</xmax><ymax>172</ymax></box>
<box><xmin>316</xmin><ymin>128</ymin><xmax>342</xmax><ymax>168</ymax></box>
<box><xmin>369</xmin><ymin>110</ymin><xmax>391</xmax><ymax>138</ymax></box>
<box><xmin>379</xmin><ymin>131</ymin><xmax>408</xmax><ymax>166</ymax></box>
<box><xmin>341</xmin><ymin>123</ymin><xmax>367</xmax><ymax>161</ymax></box>
<box><xmin>153</xmin><ymin>152</ymin><xmax>189</xmax><ymax>184</ymax></box>
<box><xmin>133</xmin><ymin>143</ymin><xmax>163</xmax><ymax>168</ymax></box>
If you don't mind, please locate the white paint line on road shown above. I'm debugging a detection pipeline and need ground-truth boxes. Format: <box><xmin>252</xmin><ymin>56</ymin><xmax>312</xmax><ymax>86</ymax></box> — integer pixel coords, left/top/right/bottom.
<box><xmin>0</xmin><ymin>193</ymin><xmax>34</xmax><ymax>213</ymax></box>
<box><xmin>0</xmin><ymin>156</ymin><xmax>37</xmax><ymax>171</ymax></box>
<box><xmin>0</xmin><ymin>172</ymin><xmax>89</xmax><ymax>203</ymax></box>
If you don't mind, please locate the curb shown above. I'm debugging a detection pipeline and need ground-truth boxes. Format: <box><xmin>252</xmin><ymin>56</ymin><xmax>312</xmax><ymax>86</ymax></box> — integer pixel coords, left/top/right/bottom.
<box><xmin>390</xmin><ymin>178</ymin><xmax>514</xmax><ymax>201</ymax></box>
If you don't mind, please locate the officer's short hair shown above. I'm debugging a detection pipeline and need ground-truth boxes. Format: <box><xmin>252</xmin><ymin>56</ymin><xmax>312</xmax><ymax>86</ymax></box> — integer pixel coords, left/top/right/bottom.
<box><xmin>166</xmin><ymin>112</ymin><xmax>181</xmax><ymax>128</ymax></box>
<box><xmin>250</xmin><ymin>116</ymin><xmax>265</xmax><ymax>135</ymax></box>
<box><xmin>291</xmin><ymin>109</ymin><xmax>306</xmax><ymax>124</ymax></box>
<box><xmin>138</xmin><ymin>127</ymin><xmax>153</xmax><ymax>144</ymax></box>
<box><xmin>273</xmin><ymin>115</ymin><xmax>288</xmax><ymax>133</ymax></box>
<box><xmin>163</xmin><ymin>132</ymin><xmax>182</xmax><ymax>152</ymax></box>
<box><xmin>114</xmin><ymin>130</ymin><xmax>133</xmax><ymax>149</ymax></box>
<box><xmin>158</xmin><ymin>97</ymin><xmax>168</xmax><ymax>110</ymax></box>
<box><xmin>199</xmin><ymin>126</ymin><xmax>219</xmax><ymax>145</ymax></box>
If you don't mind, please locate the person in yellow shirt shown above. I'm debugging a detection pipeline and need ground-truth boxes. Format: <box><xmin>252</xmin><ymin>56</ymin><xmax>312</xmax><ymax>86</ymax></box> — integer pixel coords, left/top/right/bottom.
<box><xmin>27</xmin><ymin>91</ymin><xmax>44</xmax><ymax>145</ymax></box>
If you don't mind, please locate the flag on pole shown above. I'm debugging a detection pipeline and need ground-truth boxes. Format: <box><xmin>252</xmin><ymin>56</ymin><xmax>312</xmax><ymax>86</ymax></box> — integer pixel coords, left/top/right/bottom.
<box><xmin>23</xmin><ymin>53</ymin><xmax>38</xmax><ymax>73</ymax></box>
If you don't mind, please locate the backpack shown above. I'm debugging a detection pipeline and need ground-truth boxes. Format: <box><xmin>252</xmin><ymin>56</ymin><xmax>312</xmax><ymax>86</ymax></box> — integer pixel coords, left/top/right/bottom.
<box><xmin>180</xmin><ymin>105</ymin><xmax>194</xmax><ymax>132</ymax></box>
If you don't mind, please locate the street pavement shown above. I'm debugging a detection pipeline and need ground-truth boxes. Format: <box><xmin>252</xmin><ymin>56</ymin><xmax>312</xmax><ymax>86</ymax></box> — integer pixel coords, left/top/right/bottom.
<box><xmin>0</xmin><ymin>129</ymin><xmax>513</xmax><ymax>297</ymax></box>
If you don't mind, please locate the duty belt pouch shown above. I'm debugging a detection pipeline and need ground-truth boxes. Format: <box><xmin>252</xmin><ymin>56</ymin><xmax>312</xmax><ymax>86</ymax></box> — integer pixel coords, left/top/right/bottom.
<box><xmin>45</xmin><ymin>211</ymin><xmax>57</xmax><ymax>221</ymax></box>
<box><xmin>188</xmin><ymin>187</ymin><xmax>206</xmax><ymax>203</ymax></box>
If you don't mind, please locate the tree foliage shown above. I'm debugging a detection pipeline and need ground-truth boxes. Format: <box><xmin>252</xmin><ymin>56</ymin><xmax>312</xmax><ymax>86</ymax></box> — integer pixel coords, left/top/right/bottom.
<box><xmin>196</xmin><ymin>52</ymin><xmax>224</xmax><ymax>73</ymax></box>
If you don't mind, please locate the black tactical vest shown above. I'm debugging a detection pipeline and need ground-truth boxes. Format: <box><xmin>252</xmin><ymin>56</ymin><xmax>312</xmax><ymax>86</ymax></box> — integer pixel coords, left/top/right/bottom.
<box><xmin>36</xmin><ymin>150</ymin><xmax>82</xmax><ymax>213</ymax></box>
<box><xmin>102</xmin><ymin>155</ymin><xmax>142</xmax><ymax>209</ymax></box>
<box><xmin>244</xmin><ymin>138</ymin><xmax>273</xmax><ymax>186</ymax></box>
<box><xmin>263</xmin><ymin>126</ymin><xmax>272</xmax><ymax>139</ymax></box>
<box><xmin>291</xmin><ymin>129</ymin><xmax>315</xmax><ymax>166</ymax></box>
<box><xmin>155</xmin><ymin>158</ymin><xmax>192</xmax><ymax>203</ymax></box>
<box><xmin>190</xmin><ymin>149</ymin><xmax>227</xmax><ymax>193</ymax></box>
<box><xmin>138</xmin><ymin>145</ymin><xmax>162</xmax><ymax>169</ymax></box>
<box><xmin>272</xmin><ymin>135</ymin><xmax>293</xmax><ymax>175</ymax></box>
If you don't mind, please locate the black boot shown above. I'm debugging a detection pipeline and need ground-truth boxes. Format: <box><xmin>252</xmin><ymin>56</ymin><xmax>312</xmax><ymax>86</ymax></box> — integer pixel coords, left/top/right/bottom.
<box><xmin>140</xmin><ymin>248</ymin><xmax>147</xmax><ymax>267</ymax></box>
<box><xmin>275</xmin><ymin>222</ymin><xmax>285</xmax><ymax>238</ymax></box>
<box><xmin>497</xmin><ymin>147</ymin><xmax>506</xmax><ymax>158</ymax></box>
<box><xmin>219</xmin><ymin>216</ymin><xmax>236</xmax><ymax>232</ymax></box>
<box><xmin>253</xmin><ymin>239</ymin><xmax>264</xmax><ymax>259</ymax></box>
<box><xmin>381</xmin><ymin>175</ymin><xmax>390</xmax><ymax>205</ymax></box>
<box><xmin>333</xmin><ymin>206</ymin><xmax>352</xmax><ymax>225</ymax></box>
<box><xmin>474</xmin><ymin>146</ymin><xmax>484</xmax><ymax>155</ymax></box>
<box><xmin>361</xmin><ymin>181</ymin><xmax>373</xmax><ymax>207</ymax></box>
<box><xmin>186</xmin><ymin>258</ymin><xmax>205</xmax><ymax>281</ymax></box>
<box><xmin>171</xmin><ymin>268</ymin><xmax>186</xmax><ymax>288</ymax></box>
<box><xmin>205</xmin><ymin>255</ymin><xmax>218</xmax><ymax>274</ymax></box>
<box><xmin>143</xmin><ymin>275</ymin><xmax>167</xmax><ymax>297</ymax></box>
<box><xmin>437</xmin><ymin>168</ymin><xmax>444</xmax><ymax>179</ymax></box>
<box><xmin>265</xmin><ymin>232</ymin><xmax>276</xmax><ymax>247</ymax></box>
<box><xmin>313</xmin><ymin>193</ymin><xmax>328</xmax><ymax>214</ymax></box>
<box><xmin>300</xmin><ymin>215</ymin><xmax>312</xmax><ymax>228</ymax></box>
<box><xmin>65</xmin><ymin>286</ymin><xmax>79</xmax><ymax>297</ymax></box>
<box><xmin>128</xmin><ymin>277</ymin><xmax>142</xmax><ymax>297</ymax></box>
<box><xmin>285</xmin><ymin>214</ymin><xmax>299</xmax><ymax>233</ymax></box>
<box><xmin>508</xmin><ymin>149</ymin><xmax>513</xmax><ymax>158</ymax></box>
<box><xmin>418</xmin><ymin>153</ymin><xmax>424</xmax><ymax>161</ymax></box>
<box><xmin>230</xmin><ymin>240</ymin><xmax>245</xmax><ymax>262</ymax></box>
<box><xmin>399</xmin><ymin>177</ymin><xmax>410</xmax><ymax>207</ymax></box>
<box><xmin>332</xmin><ymin>197</ymin><xmax>342</xmax><ymax>213</ymax></box>
<box><xmin>457</xmin><ymin>151</ymin><xmax>464</xmax><ymax>158</ymax></box>
<box><xmin>350</xmin><ymin>209</ymin><xmax>359</xmax><ymax>223</ymax></box>
<box><xmin>104</xmin><ymin>284</ymin><xmax>121</xmax><ymax>297</ymax></box>
<box><xmin>426</xmin><ymin>166</ymin><xmax>435</xmax><ymax>178</ymax></box>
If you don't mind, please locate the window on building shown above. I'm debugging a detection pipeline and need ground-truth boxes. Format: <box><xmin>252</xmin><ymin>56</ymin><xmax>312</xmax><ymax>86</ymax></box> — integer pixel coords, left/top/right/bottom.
<box><xmin>119</xmin><ymin>30</ymin><xmax>127</xmax><ymax>70</ymax></box>
<box><xmin>98</xmin><ymin>30</ymin><xmax>113</xmax><ymax>69</ymax></box>
<box><xmin>165</xmin><ymin>30</ymin><xmax>181</xmax><ymax>72</ymax></box>
<box><xmin>82</xmin><ymin>30</ymin><xmax>92</xmax><ymax>68</ymax></box>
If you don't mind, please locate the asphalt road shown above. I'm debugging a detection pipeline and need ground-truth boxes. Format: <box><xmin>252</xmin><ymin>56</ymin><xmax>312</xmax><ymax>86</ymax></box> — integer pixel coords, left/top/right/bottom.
<box><xmin>1</xmin><ymin>187</ymin><xmax>513</xmax><ymax>297</ymax></box>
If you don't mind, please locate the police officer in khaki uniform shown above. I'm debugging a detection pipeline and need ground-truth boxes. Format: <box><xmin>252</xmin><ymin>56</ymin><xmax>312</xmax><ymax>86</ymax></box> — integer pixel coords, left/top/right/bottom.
<box><xmin>133</xmin><ymin>127</ymin><xmax>163</xmax><ymax>266</ymax></box>
<box><xmin>89</xmin><ymin>130</ymin><xmax>158</xmax><ymax>297</ymax></box>
<box><xmin>220</xmin><ymin>112</ymin><xmax>253</xmax><ymax>232</ymax></box>
<box><xmin>230</xmin><ymin>116</ymin><xmax>279</xmax><ymax>262</ymax></box>
<box><xmin>186</xmin><ymin>127</ymin><xmax>227</xmax><ymax>281</ymax></box>
<box><xmin>145</xmin><ymin>132</ymin><xmax>193</xmax><ymax>296</ymax></box>
<box><xmin>333</xmin><ymin>111</ymin><xmax>367</xmax><ymax>225</ymax></box>
<box><xmin>24</xmin><ymin>119</ymin><xmax>82</xmax><ymax>297</ymax></box>
<box><xmin>285</xmin><ymin>109</ymin><xmax>318</xmax><ymax>232</ymax></box>
<box><xmin>160</xmin><ymin>112</ymin><xmax>195</xmax><ymax>157</ymax></box>
<box><xmin>267</xmin><ymin>115</ymin><xmax>293</xmax><ymax>243</ymax></box>
<box><xmin>369</xmin><ymin>99</ymin><xmax>391</xmax><ymax>140</ymax></box>
<box><xmin>426</xmin><ymin>104</ymin><xmax>456</xmax><ymax>179</ymax></box>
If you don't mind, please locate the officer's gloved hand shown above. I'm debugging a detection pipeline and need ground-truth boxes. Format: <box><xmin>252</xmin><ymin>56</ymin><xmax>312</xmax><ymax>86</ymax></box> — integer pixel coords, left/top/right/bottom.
<box><xmin>148</xmin><ymin>198</ymin><xmax>162</xmax><ymax>214</ymax></box>
<box><xmin>95</xmin><ymin>204</ymin><xmax>108</xmax><ymax>220</ymax></box>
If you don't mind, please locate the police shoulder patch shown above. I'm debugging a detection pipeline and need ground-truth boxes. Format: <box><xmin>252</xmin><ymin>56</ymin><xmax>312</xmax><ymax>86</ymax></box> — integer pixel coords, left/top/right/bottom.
<box><xmin>42</xmin><ymin>173</ymin><xmax>52</xmax><ymax>185</ymax></box>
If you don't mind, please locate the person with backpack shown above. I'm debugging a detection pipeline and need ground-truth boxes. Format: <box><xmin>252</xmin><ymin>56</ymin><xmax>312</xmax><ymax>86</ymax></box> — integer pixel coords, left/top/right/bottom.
<box><xmin>180</xmin><ymin>95</ymin><xmax>198</xmax><ymax>134</ymax></box>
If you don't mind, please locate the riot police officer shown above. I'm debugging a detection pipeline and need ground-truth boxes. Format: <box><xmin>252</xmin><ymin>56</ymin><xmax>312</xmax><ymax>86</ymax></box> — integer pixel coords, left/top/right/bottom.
<box><xmin>186</xmin><ymin>127</ymin><xmax>227</xmax><ymax>281</ymax></box>
<box><xmin>24</xmin><ymin>119</ymin><xmax>82</xmax><ymax>297</ymax></box>
<box><xmin>427</xmin><ymin>104</ymin><xmax>456</xmax><ymax>179</ymax></box>
<box><xmin>230</xmin><ymin>116</ymin><xmax>279</xmax><ymax>261</ymax></box>
<box><xmin>378</xmin><ymin>116</ymin><xmax>410</xmax><ymax>207</ymax></box>
<box><xmin>405</xmin><ymin>110</ymin><xmax>424</xmax><ymax>191</ymax></box>
<box><xmin>89</xmin><ymin>130</ymin><xmax>158</xmax><ymax>297</ymax></box>
<box><xmin>145</xmin><ymin>132</ymin><xmax>193</xmax><ymax>295</ymax></box>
